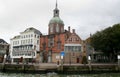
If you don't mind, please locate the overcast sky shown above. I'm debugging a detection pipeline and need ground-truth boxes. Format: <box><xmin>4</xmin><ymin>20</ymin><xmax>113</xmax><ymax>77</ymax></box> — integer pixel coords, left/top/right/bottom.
<box><xmin>0</xmin><ymin>0</ymin><xmax>120</xmax><ymax>43</ymax></box>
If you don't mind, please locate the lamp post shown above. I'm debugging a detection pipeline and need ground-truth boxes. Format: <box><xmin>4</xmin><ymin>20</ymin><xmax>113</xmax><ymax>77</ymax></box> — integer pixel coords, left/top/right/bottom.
<box><xmin>117</xmin><ymin>55</ymin><xmax>120</xmax><ymax>67</ymax></box>
<box><xmin>88</xmin><ymin>55</ymin><xmax>91</xmax><ymax>71</ymax></box>
<box><xmin>3</xmin><ymin>54</ymin><xmax>6</xmax><ymax>64</ymax></box>
<box><xmin>61</xmin><ymin>55</ymin><xmax>63</xmax><ymax>71</ymax></box>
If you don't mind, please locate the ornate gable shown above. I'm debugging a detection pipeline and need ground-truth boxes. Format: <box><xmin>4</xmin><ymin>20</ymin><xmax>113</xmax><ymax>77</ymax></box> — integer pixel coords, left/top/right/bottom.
<box><xmin>65</xmin><ymin>32</ymin><xmax>82</xmax><ymax>44</ymax></box>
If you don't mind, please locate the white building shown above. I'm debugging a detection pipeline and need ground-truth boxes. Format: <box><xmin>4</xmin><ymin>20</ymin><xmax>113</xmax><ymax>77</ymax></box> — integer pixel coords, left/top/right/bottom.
<box><xmin>10</xmin><ymin>27</ymin><xmax>42</xmax><ymax>63</ymax></box>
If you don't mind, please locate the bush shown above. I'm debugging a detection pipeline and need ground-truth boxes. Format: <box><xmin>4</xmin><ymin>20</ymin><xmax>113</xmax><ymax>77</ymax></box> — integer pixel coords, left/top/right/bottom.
<box><xmin>81</xmin><ymin>56</ymin><xmax>88</xmax><ymax>64</ymax></box>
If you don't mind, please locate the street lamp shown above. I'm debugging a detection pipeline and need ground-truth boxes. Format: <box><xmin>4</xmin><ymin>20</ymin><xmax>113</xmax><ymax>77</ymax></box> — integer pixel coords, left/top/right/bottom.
<box><xmin>3</xmin><ymin>54</ymin><xmax>6</xmax><ymax>64</ymax></box>
<box><xmin>88</xmin><ymin>55</ymin><xmax>92</xmax><ymax>71</ymax></box>
<box><xmin>117</xmin><ymin>55</ymin><xmax>120</xmax><ymax>66</ymax></box>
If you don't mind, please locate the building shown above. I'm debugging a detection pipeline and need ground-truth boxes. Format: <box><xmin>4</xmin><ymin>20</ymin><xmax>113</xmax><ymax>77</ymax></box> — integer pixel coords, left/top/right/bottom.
<box><xmin>0</xmin><ymin>38</ymin><xmax>9</xmax><ymax>63</ymax></box>
<box><xmin>40</xmin><ymin>2</ymin><xmax>83</xmax><ymax>63</ymax></box>
<box><xmin>10</xmin><ymin>27</ymin><xmax>42</xmax><ymax>63</ymax></box>
<box><xmin>64</xmin><ymin>29</ymin><xmax>83</xmax><ymax>63</ymax></box>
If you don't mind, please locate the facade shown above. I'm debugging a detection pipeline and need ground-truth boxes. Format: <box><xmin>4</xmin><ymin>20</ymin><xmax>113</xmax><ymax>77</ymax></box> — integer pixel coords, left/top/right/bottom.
<box><xmin>10</xmin><ymin>27</ymin><xmax>41</xmax><ymax>63</ymax></box>
<box><xmin>40</xmin><ymin>2</ymin><xmax>83</xmax><ymax>63</ymax></box>
<box><xmin>40</xmin><ymin>29</ymin><xmax>71</xmax><ymax>63</ymax></box>
<box><xmin>0</xmin><ymin>38</ymin><xmax>9</xmax><ymax>63</ymax></box>
<box><xmin>64</xmin><ymin>29</ymin><xmax>83</xmax><ymax>63</ymax></box>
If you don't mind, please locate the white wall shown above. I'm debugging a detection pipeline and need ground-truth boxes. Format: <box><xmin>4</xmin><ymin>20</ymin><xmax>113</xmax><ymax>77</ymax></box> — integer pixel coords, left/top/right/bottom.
<box><xmin>10</xmin><ymin>29</ymin><xmax>41</xmax><ymax>59</ymax></box>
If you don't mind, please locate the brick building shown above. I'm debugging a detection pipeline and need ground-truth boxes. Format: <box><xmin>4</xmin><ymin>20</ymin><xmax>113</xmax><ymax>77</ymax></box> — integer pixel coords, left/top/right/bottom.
<box><xmin>40</xmin><ymin>2</ymin><xmax>83</xmax><ymax>63</ymax></box>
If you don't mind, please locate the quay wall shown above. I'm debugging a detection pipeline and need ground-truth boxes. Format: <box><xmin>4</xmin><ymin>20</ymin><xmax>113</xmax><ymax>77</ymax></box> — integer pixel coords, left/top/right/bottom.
<box><xmin>0</xmin><ymin>63</ymin><xmax>120</xmax><ymax>74</ymax></box>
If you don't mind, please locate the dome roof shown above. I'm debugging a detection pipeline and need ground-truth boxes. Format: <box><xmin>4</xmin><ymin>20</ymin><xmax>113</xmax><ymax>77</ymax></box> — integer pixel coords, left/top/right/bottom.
<box><xmin>49</xmin><ymin>17</ymin><xmax>64</xmax><ymax>25</ymax></box>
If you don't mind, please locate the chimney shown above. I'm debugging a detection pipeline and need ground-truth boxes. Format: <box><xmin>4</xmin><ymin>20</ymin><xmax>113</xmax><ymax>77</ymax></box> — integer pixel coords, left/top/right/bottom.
<box><xmin>72</xmin><ymin>29</ymin><xmax>75</xmax><ymax>33</ymax></box>
<box><xmin>68</xmin><ymin>26</ymin><xmax>70</xmax><ymax>32</ymax></box>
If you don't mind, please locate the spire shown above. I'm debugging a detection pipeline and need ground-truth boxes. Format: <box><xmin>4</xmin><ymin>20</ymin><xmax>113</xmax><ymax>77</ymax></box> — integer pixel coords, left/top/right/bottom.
<box><xmin>53</xmin><ymin>0</ymin><xmax>59</xmax><ymax>17</ymax></box>
<box><xmin>56</xmin><ymin>0</ymin><xmax>58</xmax><ymax>9</ymax></box>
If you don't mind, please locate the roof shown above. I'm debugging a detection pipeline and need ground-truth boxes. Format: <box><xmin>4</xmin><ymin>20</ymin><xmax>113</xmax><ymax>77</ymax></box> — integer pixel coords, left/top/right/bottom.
<box><xmin>12</xmin><ymin>35</ymin><xmax>20</xmax><ymax>39</ymax></box>
<box><xmin>21</xmin><ymin>27</ymin><xmax>42</xmax><ymax>35</ymax></box>
<box><xmin>0</xmin><ymin>38</ymin><xmax>8</xmax><ymax>44</ymax></box>
<box><xmin>49</xmin><ymin>17</ymin><xmax>64</xmax><ymax>25</ymax></box>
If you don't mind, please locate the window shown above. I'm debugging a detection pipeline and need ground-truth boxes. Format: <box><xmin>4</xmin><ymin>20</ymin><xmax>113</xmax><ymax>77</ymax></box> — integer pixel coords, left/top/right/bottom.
<box><xmin>28</xmin><ymin>39</ymin><xmax>30</xmax><ymax>44</ymax></box>
<box><xmin>57</xmin><ymin>42</ymin><xmax>61</xmax><ymax>49</ymax></box>
<box><xmin>29</xmin><ymin>35</ymin><xmax>30</xmax><ymax>38</ymax></box>
<box><xmin>37</xmin><ymin>40</ymin><xmax>39</xmax><ymax>45</ymax></box>
<box><xmin>48</xmin><ymin>37</ymin><xmax>54</xmax><ymax>47</ymax></box>
<box><xmin>21</xmin><ymin>36</ymin><xmax>23</xmax><ymax>39</ymax></box>
<box><xmin>56</xmin><ymin>11</ymin><xmax>58</xmax><ymax>14</ymax></box>
<box><xmin>23</xmin><ymin>40</ymin><xmax>25</xmax><ymax>44</ymax></box>
<box><xmin>37</xmin><ymin>36</ymin><xmax>39</xmax><ymax>38</ymax></box>
<box><xmin>31</xmin><ymin>34</ymin><xmax>33</xmax><ymax>37</ymax></box>
<box><xmin>61</xmin><ymin>27</ymin><xmax>64</xmax><ymax>32</ymax></box>
<box><xmin>26</xmin><ymin>40</ymin><xmax>27</xmax><ymax>44</ymax></box>
<box><xmin>76</xmin><ymin>38</ymin><xmax>79</xmax><ymax>41</ymax></box>
<box><xmin>43</xmin><ymin>43</ymin><xmax>46</xmax><ymax>50</ymax></box>
<box><xmin>50</xmin><ymin>25</ymin><xmax>53</xmax><ymax>33</ymax></box>
<box><xmin>31</xmin><ymin>39</ymin><xmax>33</xmax><ymax>43</ymax></box>
<box><xmin>69</xmin><ymin>38</ymin><xmax>72</xmax><ymax>42</ymax></box>
<box><xmin>26</xmin><ymin>35</ymin><xmax>28</xmax><ymax>38</ymax></box>
<box><xmin>56</xmin><ymin>24</ymin><xmax>59</xmax><ymax>32</ymax></box>
<box><xmin>18</xmin><ymin>41</ymin><xmax>19</xmax><ymax>44</ymax></box>
<box><xmin>21</xmin><ymin>40</ymin><xmax>23</xmax><ymax>45</ymax></box>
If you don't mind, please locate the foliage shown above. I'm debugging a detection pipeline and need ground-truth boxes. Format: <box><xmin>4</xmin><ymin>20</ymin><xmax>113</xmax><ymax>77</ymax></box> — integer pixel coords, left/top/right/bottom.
<box><xmin>90</xmin><ymin>23</ymin><xmax>120</xmax><ymax>61</ymax></box>
<box><xmin>81</xmin><ymin>56</ymin><xmax>88</xmax><ymax>64</ymax></box>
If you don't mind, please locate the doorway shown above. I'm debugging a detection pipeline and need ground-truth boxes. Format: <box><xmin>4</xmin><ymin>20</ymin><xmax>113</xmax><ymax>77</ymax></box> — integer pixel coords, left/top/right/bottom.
<box><xmin>77</xmin><ymin>57</ymin><xmax>79</xmax><ymax>63</ymax></box>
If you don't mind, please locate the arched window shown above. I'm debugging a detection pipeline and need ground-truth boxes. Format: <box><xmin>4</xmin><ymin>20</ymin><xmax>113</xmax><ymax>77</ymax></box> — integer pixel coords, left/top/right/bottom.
<box><xmin>56</xmin><ymin>24</ymin><xmax>59</xmax><ymax>32</ymax></box>
<box><xmin>57</xmin><ymin>41</ymin><xmax>61</xmax><ymax>50</ymax></box>
<box><xmin>50</xmin><ymin>25</ymin><xmax>53</xmax><ymax>33</ymax></box>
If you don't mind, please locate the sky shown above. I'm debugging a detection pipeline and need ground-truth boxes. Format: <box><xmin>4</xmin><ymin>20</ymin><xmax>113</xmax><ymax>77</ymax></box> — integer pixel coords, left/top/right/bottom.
<box><xmin>0</xmin><ymin>0</ymin><xmax>120</xmax><ymax>43</ymax></box>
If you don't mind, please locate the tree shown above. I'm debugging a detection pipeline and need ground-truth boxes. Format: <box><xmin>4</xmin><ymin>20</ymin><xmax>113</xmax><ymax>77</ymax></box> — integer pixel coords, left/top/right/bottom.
<box><xmin>90</xmin><ymin>23</ymin><xmax>120</xmax><ymax>62</ymax></box>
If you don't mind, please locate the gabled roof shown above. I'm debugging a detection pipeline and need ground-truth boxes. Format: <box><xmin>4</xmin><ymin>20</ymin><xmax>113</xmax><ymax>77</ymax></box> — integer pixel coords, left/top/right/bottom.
<box><xmin>0</xmin><ymin>38</ymin><xmax>8</xmax><ymax>44</ymax></box>
<box><xmin>12</xmin><ymin>35</ymin><xmax>20</xmax><ymax>39</ymax></box>
<box><xmin>21</xmin><ymin>27</ymin><xmax>42</xmax><ymax>35</ymax></box>
<box><xmin>65</xmin><ymin>32</ymin><xmax>82</xmax><ymax>44</ymax></box>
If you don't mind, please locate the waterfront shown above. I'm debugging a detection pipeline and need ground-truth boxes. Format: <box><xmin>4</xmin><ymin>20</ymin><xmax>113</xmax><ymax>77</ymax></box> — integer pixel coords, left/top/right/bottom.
<box><xmin>0</xmin><ymin>72</ymin><xmax>120</xmax><ymax>77</ymax></box>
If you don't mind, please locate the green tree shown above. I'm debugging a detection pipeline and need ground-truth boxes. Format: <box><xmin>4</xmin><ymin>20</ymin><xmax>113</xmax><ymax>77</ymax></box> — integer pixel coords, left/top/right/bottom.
<box><xmin>91</xmin><ymin>23</ymin><xmax>120</xmax><ymax>62</ymax></box>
